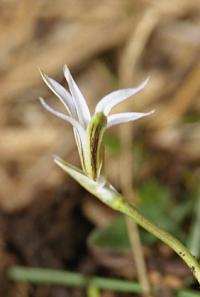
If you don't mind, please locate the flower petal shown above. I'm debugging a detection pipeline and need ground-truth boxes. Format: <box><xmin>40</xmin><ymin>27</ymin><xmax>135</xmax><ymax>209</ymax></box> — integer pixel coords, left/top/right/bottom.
<box><xmin>107</xmin><ymin>110</ymin><xmax>154</xmax><ymax>128</ymax></box>
<box><xmin>63</xmin><ymin>65</ymin><xmax>91</xmax><ymax>127</ymax></box>
<box><xmin>95</xmin><ymin>78</ymin><xmax>149</xmax><ymax>116</ymax></box>
<box><xmin>39</xmin><ymin>97</ymin><xmax>85</xmax><ymax>144</ymax></box>
<box><xmin>39</xmin><ymin>69</ymin><xmax>77</xmax><ymax>117</ymax></box>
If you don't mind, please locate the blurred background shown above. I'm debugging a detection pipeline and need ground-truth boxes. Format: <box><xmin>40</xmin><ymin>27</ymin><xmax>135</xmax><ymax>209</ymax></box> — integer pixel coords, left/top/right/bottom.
<box><xmin>0</xmin><ymin>0</ymin><xmax>200</xmax><ymax>296</ymax></box>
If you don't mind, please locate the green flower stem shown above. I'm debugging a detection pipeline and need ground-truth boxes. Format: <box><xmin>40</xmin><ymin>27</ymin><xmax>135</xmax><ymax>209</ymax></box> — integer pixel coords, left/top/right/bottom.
<box><xmin>109</xmin><ymin>197</ymin><xmax>200</xmax><ymax>285</ymax></box>
<box><xmin>8</xmin><ymin>266</ymin><xmax>143</xmax><ymax>293</ymax></box>
<box><xmin>54</xmin><ymin>159</ymin><xmax>200</xmax><ymax>285</ymax></box>
<box><xmin>87</xmin><ymin>285</ymin><xmax>101</xmax><ymax>297</ymax></box>
<box><xmin>188</xmin><ymin>185</ymin><xmax>200</xmax><ymax>258</ymax></box>
<box><xmin>7</xmin><ymin>266</ymin><xmax>200</xmax><ymax>296</ymax></box>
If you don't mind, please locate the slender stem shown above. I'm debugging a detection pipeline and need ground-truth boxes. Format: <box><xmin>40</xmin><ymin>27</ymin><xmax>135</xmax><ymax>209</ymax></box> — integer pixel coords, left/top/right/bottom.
<box><xmin>53</xmin><ymin>158</ymin><xmax>200</xmax><ymax>284</ymax></box>
<box><xmin>126</xmin><ymin>218</ymin><xmax>152</xmax><ymax>296</ymax></box>
<box><xmin>188</xmin><ymin>185</ymin><xmax>200</xmax><ymax>259</ymax></box>
<box><xmin>116</xmin><ymin>199</ymin><xmax>200</xmax><ymax>284</ymax></box>
<box><xmin>120</xmin><ymin>124</ymin><xmax>151</xmax><ymax>296</ymax></box>
<box><xmin>8</xmin><ymin>266</ymin><xmax>143</xmax><ymax>293</ymax></box>
<box><xmin>7</xmin><ymin>266</ymin><xmax>200</xmax><ymax>296</ymax></box>
<box><xmin>87</xmin><ymin>285</ymin><xmax>101</xmax><ymax>297</ymax></box>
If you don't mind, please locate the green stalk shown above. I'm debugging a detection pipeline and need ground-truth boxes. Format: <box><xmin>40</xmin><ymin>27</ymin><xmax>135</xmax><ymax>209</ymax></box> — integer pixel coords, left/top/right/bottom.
<box><xmin>87</xmin><ymin>285</ymin><xmax>104</xmax><ymax>297</ymax></box>
<box><xmin>7</xmin><ymin>266</ymin><xmax>200</xmax><ymax>296</ymax></box>
<box><xmin>8</xmin><ymin>266</ymin><xmax>142</xmax><ymax>293</ymax></box>
<box><xmin>54</xmin><ymin>158</ymin><xmax>200</xmax><ymax>285</ymax></box>
<box><xmin>120</xmin><ymin>199</ymin><xmax>200</xmax><ymax>284</ymax></box>
<box><xmin>188</xmin><ymin>185</ymin><xmax>200</xmax><ymax>258</ymax></box>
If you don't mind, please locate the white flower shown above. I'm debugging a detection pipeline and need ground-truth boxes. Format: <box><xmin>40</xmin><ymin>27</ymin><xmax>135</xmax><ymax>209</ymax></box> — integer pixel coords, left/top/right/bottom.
<box><xmin>39</xmin><ymin>65</ymin><xmax>154</xmax><ymax>180</ymax></box>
